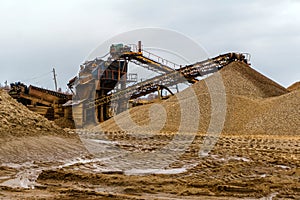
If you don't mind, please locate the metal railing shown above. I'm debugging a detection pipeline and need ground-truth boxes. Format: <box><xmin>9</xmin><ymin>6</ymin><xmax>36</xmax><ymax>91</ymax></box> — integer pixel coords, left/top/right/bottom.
<box><xmin>126</xmin><ymin>44</ymin><xmax>180</xmax><ymax>70</ymax></box>
<box><xmin>141</xmin><ymin>49</ymin><xmax>180</xmax><ymax>70</ymax></box>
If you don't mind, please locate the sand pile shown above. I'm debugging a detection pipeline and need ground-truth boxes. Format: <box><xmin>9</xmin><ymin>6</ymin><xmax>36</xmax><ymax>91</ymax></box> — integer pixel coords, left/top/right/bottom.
<box><xmin>287</xmin><ymin>81</ymin><xmax>300</xmax><ymax>91</ymax></box>
<box><xmin>246</xmin><ymin>89</ymin><xmax>300</xmax><ymax>135</ymax></box>
<box><xmin>99</xmin><ymin>61</ymin><xmax>299</xmax><ymax>136</ymax></box>
<box><xmin>219</xmin><ymin>62</ymin><xmax>287</xmax><ymax>97</ymax></box>
<box><xmin>0</xmin><ymin>90</ymin><xmax>86</xmax><ymax>163</ymax></box>
<box><xmin>54</xmin><ymin>118</ymin><xmax>76</xmax><ymax>129</ymax></box>
<box><xmin>0</xmin><ymin>90</ymin><xmax>65</xmax><ymax>137</ymax></box>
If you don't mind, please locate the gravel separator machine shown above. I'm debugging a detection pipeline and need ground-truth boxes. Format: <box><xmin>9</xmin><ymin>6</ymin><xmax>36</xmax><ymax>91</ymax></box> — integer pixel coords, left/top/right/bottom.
<box><xmin>9</xmin><ymin>83</ymin><xmax>72</xmax><ymax>120</ymax></box>
<box><xmin>67</xmin><ymin>41</ymin><xmax>250</xmax><ymax>127</ymax></box>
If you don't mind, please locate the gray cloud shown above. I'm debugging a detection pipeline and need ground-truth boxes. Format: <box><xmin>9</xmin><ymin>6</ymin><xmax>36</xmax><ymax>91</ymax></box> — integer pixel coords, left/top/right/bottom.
<box><xmin>0</xmin><ymin>0</ymin><xmax>299</xmax><ymax>89</ymax></box>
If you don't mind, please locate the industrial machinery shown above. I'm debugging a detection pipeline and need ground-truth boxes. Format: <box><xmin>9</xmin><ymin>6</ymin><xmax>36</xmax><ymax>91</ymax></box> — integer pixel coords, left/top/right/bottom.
<box><xmin>9</xmin><ymin>82</ymin><xmax>72</xmax><ymax>120</ymax></box>
<box><xmin>67</xmin><ymin>41</ymin><xmax>250</xmax><ymax>127</ymax></box>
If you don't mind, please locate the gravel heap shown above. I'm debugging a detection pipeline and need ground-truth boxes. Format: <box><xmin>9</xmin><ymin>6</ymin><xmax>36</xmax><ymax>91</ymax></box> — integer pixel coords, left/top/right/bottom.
<box><xmin>0</xmin><ymin>90</ymin><xmax>65</xmax><ymax>137</ymax></box>
<box><xmin>54</xmin><ymin>118</ymin><xmax>76</xmax><ymax>129</ymax></box>
<box><xmin>0</xmin><ymin>90</ymin><xmax>86</xmax><ymax>163</ymax></box>
<box><xmin>246</xmin><ymin>89</ymin><xmax>300</xmax><ymax>135</ymax></box>
<box><xmin>99</xmin><ymin>61</ymin><xmax>299</xmax><ymax>136</ymax></box>
<box><xmin>287</xmin><ymin>81</ymin><xmax>300</xmax><ymax>91</ymax></box>
<box><xmin>218</xmin><ymin>61</ymin><xmax>287</xmax><ymax>98</ymax></box>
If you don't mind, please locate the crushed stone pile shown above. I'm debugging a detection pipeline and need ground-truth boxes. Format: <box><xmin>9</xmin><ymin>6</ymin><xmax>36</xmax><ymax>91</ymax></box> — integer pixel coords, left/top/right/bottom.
<box><xmin>218</xmin><ymin>61</ymin><xmax>288</xmax><ymax>98</ymax></box>
<box><xmin>54</xmin><ymin>118</ymin><xmax>76</xmax><ymax>129</ymax></box>
<box><xmin>246</xmin><ymin>89</ymin><xmax>300</xmax><ymax>135</ymax></box>
<box><xmin>99</xmin><ymin>61</ymin><xmax>299</xmax><ymax>136</ymax></box>
<box><xmin>287</xmin><ymin>81</ymin><xmax>300</xmax><ymax>91</ymax></box>
<box><xmin>0</xmin><ymin>90</ymin><xmax>86</xmax><ymax>163</ymax></box>
<box><xmin>0</xmin><ymin>90</ymin><xmax>66</xmax><ymax>137</ymax></box>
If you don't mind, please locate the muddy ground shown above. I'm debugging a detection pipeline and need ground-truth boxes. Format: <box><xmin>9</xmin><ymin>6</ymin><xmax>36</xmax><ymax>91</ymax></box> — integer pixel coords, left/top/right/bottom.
<box><xmin>0</xmin><ymin>131</ymin><xmax>299</xmax><ymax>199</ymax></box>
<box><xmin>0</xmin><ymin>62</ymin><xmax>299</xmax><ymax>199</ymax></box>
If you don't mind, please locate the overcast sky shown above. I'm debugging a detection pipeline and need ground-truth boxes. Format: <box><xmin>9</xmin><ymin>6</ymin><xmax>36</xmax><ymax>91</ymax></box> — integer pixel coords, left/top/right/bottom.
<box><xmin>0</xmin><ymin>0</ymin><xmax>299</xmax><ymax>90</ymax></box>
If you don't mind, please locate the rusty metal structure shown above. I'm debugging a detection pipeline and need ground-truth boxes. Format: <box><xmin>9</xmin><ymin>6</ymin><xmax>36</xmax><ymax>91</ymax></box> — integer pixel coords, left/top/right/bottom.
<box><xmin>9</xmin><ymin>82</ymin><xmax>72</xmax><ymax>120</ymax></box>
<box><xmin>67</xmin><ymin>41</ymin><xmax>250</xmax><ymax>127</ymax></box>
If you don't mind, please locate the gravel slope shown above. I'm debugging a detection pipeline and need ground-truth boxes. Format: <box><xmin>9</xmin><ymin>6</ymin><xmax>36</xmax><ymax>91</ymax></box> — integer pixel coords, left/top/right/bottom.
<box><xmin>0</xmin><ymin>90</ymin><xmax>87</xmax><ymax>163</ymax></box>
<box><xmin>98</xmin><ymin>62</ymin><xmax>298</xmax><ymax>136</ymax></box>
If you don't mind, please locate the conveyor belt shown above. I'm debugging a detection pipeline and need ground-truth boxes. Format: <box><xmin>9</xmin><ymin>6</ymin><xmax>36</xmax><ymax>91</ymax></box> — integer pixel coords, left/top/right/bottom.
<box><xmin>86</xmin><ymin>52</ymin><xmax>249</xmax><ymax>108</ymax></box>
<box><xmin>120</xmin><ymin>50</ymin><xmax>177</xmax><ymax>74</ymax></box>
<box><xmin>29</xmin><ymin>85</ymin><xmax>71</xmax><ymax>99</ymax></box>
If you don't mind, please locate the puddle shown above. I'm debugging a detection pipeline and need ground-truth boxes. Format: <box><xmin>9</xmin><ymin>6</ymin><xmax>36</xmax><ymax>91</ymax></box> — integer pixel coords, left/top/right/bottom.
<box><xmin>1</xmin><ymin>161</ymin><xmax>36</xmax><ymax>169</ymax></box>
<box><xmin>259</xmin><ymin>192</ymin><xmax>278</xmax><ymax>200</ymax></box>
<box><xmin>210</xmin><ymin>155</ymin><xmax>250</xmax><ymax>162</ymax></box>
<box><xmin>0</xmin><ymin>155</ymin><xmax>124</xmax><ymax>189</ymax></box>
<box><xmin>260</xmin><ymin>174</ymin><xmax>266</xmax><ymax>178</ymax></box>
<box><xmin>0</xmin><ymin>167</ymin><xmax>42</xmax><ymax>189</ymax></box>
<box><xmin>125</xmin><ymin>167</ymin><xmax>187</xmax><ymax>175</ymax></box>
<box><xmin>229</xmin><ymin>156</ymin><xmax>250</xmax><ymax>162</ymax></box>
<box><xmin>211</xmin><ymin>154</ymin><xmax>226</xmax><ymax>161</ymax></box>
<box><xmin>274</xmin><ymin>165</ymin><xmax>290</xmax><ymax>169</ymax></box>
<box><xmin>2</xmin><ymin>155</ymin><xmax>189</xmax><ymax>188</ymax></box>
<box><xmin>88</xmin><ymin>139</ymin><xmax>118</xmax><ymax>145</ymax></box>
<box><xmin>58</xmin><ymin>157</ymin><xmax>107</xmax><ymax>168</ymax></box>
